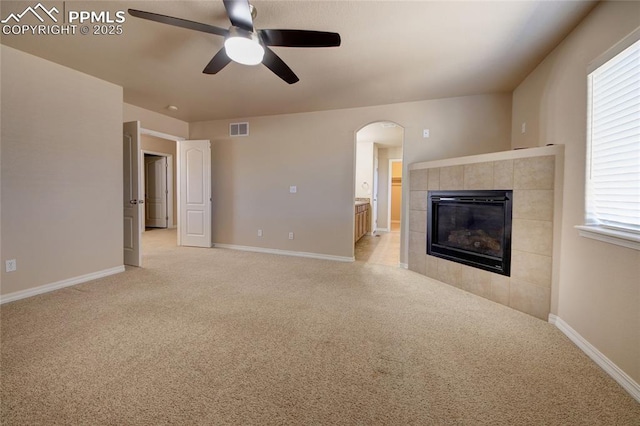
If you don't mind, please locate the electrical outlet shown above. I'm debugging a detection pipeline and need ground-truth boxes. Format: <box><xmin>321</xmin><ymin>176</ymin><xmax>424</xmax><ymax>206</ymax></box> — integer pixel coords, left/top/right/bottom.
<box><xmin>258</xmin><ymin>229</ymin><xmax>263</xmax><ymax>237</ymax></box>
<box><xmin>288</xmin><ymin>232</ymin><xmax>294</xmax><ymax>240</ymax></box>
<box><xmin>423</xmin><ymin>129</ymin><xmax>430</xmax><ymax>138</ymax></box>
<box><xmin>289</xmin><ymin>185</ymin><xmax>297</xmax><ymax>193</ymax></box>
<box><xmin>5</xmin><ymin>259</ymin><xmax>16</xmax><ymax>272</ymax></box>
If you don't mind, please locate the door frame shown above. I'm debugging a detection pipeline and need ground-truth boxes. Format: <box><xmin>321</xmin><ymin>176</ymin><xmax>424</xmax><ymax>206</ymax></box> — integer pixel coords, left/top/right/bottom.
<box><xmin>141</xmin><ymin>150</ymin><xmax>174</xmax><ymax>230</ymax></box>
<box><xmin>131</xmin><ymin>127</ymin><xmax>184</xmax><ymax>254</ymax></box>
<box><xmin>388</xmin><ymin>158</ymin><xmax>403</xmax><ymax>231</ymax></box>
<box><xmin>353</xmin><ymin>121</ymin><xmax>406</xmax><ymax>264</ymax></box>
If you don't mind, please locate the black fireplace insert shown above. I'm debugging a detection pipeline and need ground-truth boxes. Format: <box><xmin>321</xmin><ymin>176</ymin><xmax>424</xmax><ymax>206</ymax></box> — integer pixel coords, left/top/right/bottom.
<box><xmin>427</xmin><ymin>190</ymin><xmax>512</xmax><ymax>276</ymax></box>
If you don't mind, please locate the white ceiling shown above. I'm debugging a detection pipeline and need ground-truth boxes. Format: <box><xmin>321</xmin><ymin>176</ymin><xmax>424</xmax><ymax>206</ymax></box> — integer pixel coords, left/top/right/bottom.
<box><xmin>1</xmin><ymin>1</ymin><xmax>598</xmax><ymax>122</ymax></box>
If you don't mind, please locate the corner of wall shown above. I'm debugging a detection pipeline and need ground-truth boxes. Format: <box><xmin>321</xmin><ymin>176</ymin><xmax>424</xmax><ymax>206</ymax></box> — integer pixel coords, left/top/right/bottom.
<box><xmin>123</xmin><ymin>103</ymin><xmax>189</xmax><ymax>139</ymax></box>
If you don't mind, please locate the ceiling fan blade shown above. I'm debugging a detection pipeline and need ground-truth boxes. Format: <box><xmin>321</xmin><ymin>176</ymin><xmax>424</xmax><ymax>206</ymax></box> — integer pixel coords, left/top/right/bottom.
<box><xmin>128</xmin><ymin>9</ymin><xmax>228</xmax><ymax>37</ymax></box>
<box><xmin>259</xmin><ymin>30</ymin><xmax>341</xmax><ymax>48</ymax></box>
<box><xmin>223</xmin><ymin>0</ymin><xmax>254</xmax><ymax>32</ymax></box>
<box><xmin>262</xmin><ymin>47</ymin><xmax>299</xmax><ymax>84</ymax></box>
<box><xmin>203</xmin><ymin>49</ymin><xmax>232</xmax><ymax>74</ymax></box>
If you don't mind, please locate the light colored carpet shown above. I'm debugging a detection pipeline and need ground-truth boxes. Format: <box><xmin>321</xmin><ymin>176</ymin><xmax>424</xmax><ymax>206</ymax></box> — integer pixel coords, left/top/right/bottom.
<box><xmin>1</xmin><ymin>229</ymin><xmax>639</xmax><ymax>425</ymax></box>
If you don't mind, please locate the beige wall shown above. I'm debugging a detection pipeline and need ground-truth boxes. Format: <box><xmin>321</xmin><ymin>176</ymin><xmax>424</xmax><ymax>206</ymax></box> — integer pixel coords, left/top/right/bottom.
<box><xmin>190</xmin><ymin>93</ymin><xmax>512</xmax><ymax>261</ymax></box>
<box><xmin>141</xmin><ymin>135</ymin><xmax>177</xmax><ymax>227</ymax></box>
<box><xmin>391</xmin><ymin>161</ymin><xmax>403</xmax><ymax>177</ymax></box>
<box><xmin>1</xmin><ymin>46</ymin><xmax>123</xmax><ymax>296</ymax></box>
<box><xmin>355</xmin><ymin>141</ymin><xmax>374</xmax><ymax>199</ymax></box>
<box><xmin>123</xmin><ymin>104</ymin><xmax>188</xmax><ymax>140</ymax></box>
<box><xmin>511</xmin><ymin>1</ymin><xmax>640</xmax><ymax>382</ymax></box>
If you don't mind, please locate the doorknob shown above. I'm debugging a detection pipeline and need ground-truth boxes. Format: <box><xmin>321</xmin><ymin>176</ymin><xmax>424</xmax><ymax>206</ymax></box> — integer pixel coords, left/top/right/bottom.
<box><xmin>129</xmin><ymin>200</ymin><xmax>138</xmax><ymax>205</ymax></box>
<box><xmin>139</xmin><ymin>200</ymin><xmax>144</xmax><ymax>204</ymax></box>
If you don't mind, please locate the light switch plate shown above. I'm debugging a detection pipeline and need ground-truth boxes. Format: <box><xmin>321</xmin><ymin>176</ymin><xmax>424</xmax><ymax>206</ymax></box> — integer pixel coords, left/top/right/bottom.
<box><xmin>289</xmin><ymin>185</ymin><xmax>297</xmax><ymax>193</ymax></box>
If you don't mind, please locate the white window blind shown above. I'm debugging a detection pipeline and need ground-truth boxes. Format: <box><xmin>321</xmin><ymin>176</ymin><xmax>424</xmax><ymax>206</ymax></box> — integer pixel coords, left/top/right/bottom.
<box><xmin>586</xmin><ymin>39</ymin><xmax>640</xmax><ymax>234</ymax></box>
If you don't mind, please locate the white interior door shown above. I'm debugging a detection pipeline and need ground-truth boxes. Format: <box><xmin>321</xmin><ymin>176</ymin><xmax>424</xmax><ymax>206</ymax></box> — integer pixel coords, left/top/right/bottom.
<box><xmin>123</xmin><ymin>121</ymin><xmax>142</xmax><ymax>266</ymax></box>
<box><xmin>178</xmin><ymin>140</ymin><xmax>211</xmax><ymax>247</ymax></box>
<box><xmin>145</xmin><ymin>155</ymin><xmax>168</xmax><ymax>228</ymax></box>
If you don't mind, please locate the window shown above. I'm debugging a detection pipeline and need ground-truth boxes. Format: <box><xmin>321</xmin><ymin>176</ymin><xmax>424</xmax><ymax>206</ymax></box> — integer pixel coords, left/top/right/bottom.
<box><xmin>578</xmin><ymin>31</ymin><xmax>640</xmax><ymax>250</ymax></box>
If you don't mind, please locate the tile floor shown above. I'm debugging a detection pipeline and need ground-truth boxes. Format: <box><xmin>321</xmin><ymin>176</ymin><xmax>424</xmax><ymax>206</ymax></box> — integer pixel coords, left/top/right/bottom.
<box><xmin>354</xmin><ymin>223</ymin><xmax>401</xmax><ymax>266</ymax></box>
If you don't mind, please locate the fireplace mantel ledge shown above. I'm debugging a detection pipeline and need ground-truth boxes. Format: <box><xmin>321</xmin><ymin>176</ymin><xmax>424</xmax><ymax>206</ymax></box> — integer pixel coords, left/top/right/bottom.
<box><xmin>409</xmin><ymin>145</ymin><xmax>564</xmax><ymax>170</ymax></box>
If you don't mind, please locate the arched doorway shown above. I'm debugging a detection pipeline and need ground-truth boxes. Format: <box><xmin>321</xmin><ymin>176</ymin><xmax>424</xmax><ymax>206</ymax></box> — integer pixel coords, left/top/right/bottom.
<box><xmin>353</xmin><ymin>121</ymin><xmax>404</xmax><ymax>265</ymax></box>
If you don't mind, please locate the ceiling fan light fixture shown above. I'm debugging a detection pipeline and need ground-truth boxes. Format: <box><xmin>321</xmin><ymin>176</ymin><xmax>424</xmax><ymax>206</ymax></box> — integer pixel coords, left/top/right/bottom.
<box><xmin>129</xmin><ymin>2</ymin><xmax>341</xmax><ymax>83</ymax></box>
<box><xmin>224</xmin><ymin>28</ymin><xmax>264</xmax><ymax>66</ymax></box>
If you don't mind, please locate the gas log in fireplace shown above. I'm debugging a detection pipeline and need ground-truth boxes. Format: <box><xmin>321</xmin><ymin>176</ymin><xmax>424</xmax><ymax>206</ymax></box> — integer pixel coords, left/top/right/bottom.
<box><xmin>427</xmin><ymin>190</ymin><xmax>513</xmax><ymax>276</ymax></box>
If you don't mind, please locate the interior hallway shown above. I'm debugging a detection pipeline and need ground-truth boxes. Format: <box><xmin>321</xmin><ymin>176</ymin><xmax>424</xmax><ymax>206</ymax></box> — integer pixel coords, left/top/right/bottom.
<box><xmin>354</xmin><ymin>223</ymin><xmax>401</xmax><ymax>266</ymax></box>
<box><xmin>142</xmin><ymin>228</ymin><xmax>178</xmax><ymax>257</ymax></box>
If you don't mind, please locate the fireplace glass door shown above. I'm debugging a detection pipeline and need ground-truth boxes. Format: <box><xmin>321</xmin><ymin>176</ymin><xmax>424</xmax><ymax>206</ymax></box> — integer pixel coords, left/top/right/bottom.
<box><xmin>427</xmin><ymin>191</ymin><xmax>512</xmax><ymax>276</ymax></box>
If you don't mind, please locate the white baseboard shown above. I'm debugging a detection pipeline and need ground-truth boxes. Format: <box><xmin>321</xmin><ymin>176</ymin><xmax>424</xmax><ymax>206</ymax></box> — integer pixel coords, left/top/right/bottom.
<box><xmin>549</xmin><ymin>314</ymin><xmax>640</xmax><ymax>402</ymax></box>
<box><xmin>213</xmin><ymin>243</ymin><xmax>355</xmax><ymax>263</ymax></box>
<box><xmin>0</xmin><ymin>266</ymin><xmax>125</xmax><ymax>305</ymax></box>
<box><xmin>376</xmin><ymin>228</ymin><xmax>390</xmax><ymax>232</ymax></box>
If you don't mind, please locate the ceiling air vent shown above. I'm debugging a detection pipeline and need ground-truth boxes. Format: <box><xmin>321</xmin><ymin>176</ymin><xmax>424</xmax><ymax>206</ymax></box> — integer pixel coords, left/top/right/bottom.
<box><xmin>230</xmin><ymin>122</ymin><xmax>249</xmax><ymax>137</ymax></box>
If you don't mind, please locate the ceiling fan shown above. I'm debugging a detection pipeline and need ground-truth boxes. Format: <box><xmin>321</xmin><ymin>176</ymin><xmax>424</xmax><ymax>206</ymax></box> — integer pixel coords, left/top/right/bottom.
<box><xmin>128</xmin><ymin>0</ymin><xmax>341</xmax><ymax>84</ymax></box>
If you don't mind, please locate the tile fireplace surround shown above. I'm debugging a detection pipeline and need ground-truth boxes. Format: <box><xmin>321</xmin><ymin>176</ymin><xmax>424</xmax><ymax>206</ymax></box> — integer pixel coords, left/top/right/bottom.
<box><xmin>408</xmin><ymin>145</ymin><xmax>564</xmax><ymax>320</ymax></box>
